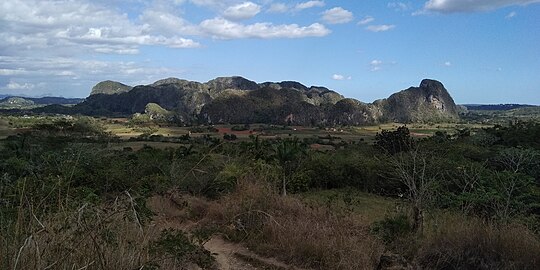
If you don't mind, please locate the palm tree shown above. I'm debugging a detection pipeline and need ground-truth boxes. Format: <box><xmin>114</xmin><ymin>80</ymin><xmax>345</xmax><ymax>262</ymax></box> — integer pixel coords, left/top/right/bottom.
<box><xmin>272</xmin><ymin>138</ymin><xmax>305</xmax><ymax>196</ymax></box>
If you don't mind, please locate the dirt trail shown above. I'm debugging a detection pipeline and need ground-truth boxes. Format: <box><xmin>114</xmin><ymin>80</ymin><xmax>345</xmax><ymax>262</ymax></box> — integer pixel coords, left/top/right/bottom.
<box><xmin>147</xmin><ymin>195</ymin><xmax>305</xmax><ymax>270</ymax></box>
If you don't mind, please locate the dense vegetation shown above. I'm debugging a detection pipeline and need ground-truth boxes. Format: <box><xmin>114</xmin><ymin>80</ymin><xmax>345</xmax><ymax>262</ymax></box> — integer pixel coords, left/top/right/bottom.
<box><xmin>1</xmin><ymin>116</ymin><xmax>539</xmax><ymax>269</ymax></box>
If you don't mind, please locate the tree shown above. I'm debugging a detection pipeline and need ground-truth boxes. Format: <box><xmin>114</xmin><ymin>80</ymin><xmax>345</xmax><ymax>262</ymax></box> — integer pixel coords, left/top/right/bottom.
<box><xmin>390</xmin><ymin>149</ymin><xmax>437</xmax><ymax>233</ymax></box>
<box><xmin>272</xmin><ymin>138</ymin><xmax>306</xmax><ymax>196</ymax></box>
<box><xmin>375</xmin><ymin>126</ymin><xmax>414</xmax><ymax>155</ymax></box>
<box><xmin>246</xmin><ymin>135</ymin><xmax>269</xmax><ymax>160</ymax></box>
<box><xmin>494</xmin><ymin>147</ymin><xmax>540</xmax><ymax>174</ymax></box>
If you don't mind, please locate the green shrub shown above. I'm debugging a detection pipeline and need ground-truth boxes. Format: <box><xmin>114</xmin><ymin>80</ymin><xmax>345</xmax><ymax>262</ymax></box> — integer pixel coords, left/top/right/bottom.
<box><xmin>371</xmin><ymin>214</ymin><xmax>413</xmax><ymax>244</ymax></box>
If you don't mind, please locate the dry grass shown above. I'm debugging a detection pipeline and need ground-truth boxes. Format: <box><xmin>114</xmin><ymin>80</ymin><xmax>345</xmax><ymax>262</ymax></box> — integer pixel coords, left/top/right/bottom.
<box><xmin>197</xmin><ymin>178</ymin><xmax>384</xmax><ymax>270</ymax></box>
<box><xmin>418</xmin><ymin>215</ymin><xmax>540</xmax><ymax>270</ymax></box>
<box><xmin>300</xmin><ymin>189</ymin><xmax>398</xmax><ymax>223</ymax></box>
<box><xmin>0</xmin><ymin>196</ymin><xmax>210</xmax><ymax>270</ymax></box>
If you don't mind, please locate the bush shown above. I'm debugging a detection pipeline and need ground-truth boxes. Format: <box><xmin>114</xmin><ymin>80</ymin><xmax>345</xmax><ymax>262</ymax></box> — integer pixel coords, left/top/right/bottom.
<box><xmin>371</xmin><ymin>214</ymin><xmax>413</xmax><ymax>244</ymax></box>
<box><xmin>418</xmin><ymin>218</ymin><xmax>540</xmax><ymax>270</ymax></box>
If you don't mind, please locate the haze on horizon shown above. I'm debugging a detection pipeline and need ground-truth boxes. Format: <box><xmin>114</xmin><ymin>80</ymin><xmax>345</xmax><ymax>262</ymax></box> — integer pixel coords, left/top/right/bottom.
<box><xmin>0</xmin><ymin>0</ymin><xmax>539</xmax><ymax>104</ymax></box>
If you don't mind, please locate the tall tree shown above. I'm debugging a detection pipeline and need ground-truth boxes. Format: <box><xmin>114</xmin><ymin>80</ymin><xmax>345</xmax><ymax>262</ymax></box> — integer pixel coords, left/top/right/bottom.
<box><xmin>390</xmin><ymin>148</ymin><xmax>436</xmax><ymax>233</ymax></box>
<box><xmin>272</xmin><ymin>138</ymin><xmax>306</xmax><ymax>196</ymax></box>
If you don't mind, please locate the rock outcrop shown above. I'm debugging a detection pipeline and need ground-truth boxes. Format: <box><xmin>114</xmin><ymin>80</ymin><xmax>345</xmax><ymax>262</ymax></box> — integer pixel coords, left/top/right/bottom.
<box><xmin>376</xmin><ymin>79</ymin><xmax>459</xmax><ymax>123</ymax></box>
<box><xmin>90</xmin><ymin>80</ymin><xmax>132</xmax><ymax>96</ymax></box>
<box><xmin>77</xmin><ymin>77</ymin><xmax>459</xmax><ymax>126</ymax></box>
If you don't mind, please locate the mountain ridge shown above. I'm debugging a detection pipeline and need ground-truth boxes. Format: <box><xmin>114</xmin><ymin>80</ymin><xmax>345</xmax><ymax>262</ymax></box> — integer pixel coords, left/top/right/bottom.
<box><xmin>45</xmin><ymin>76</ymin><xmax>460</xmax><ymax>126</ymax></box>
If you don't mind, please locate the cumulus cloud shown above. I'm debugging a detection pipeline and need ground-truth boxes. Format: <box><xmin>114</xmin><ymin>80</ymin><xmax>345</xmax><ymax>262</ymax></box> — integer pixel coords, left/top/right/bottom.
<box><xmin>223</xmin><ymin>2</ymin><xmax>261</xmax><ymax>20</ymax></box>
<box><xmin>0</xmin><ymin>0</ymin><xmax>201</xmax><ymax>57</ymax></box>
<box><xmin>332</xmin><ymin>74</ymin><xmax>351</xmax><ymax>80</ymax></box>
<box><xmin>199</xmin><ymin>18</ymin><xmax>330</xmax><ymax>39</ymax></box>
<box><xmin>139</xmin><ymin>8</ymin><xmax>199</xmax><ymax>36</ymax></box>
<box><xmin>322</xmin><ymin>7</ymin><xmax>354</xmax><ymax>24</ymax></box>
<box><xmin>365</xmin><ymin>25</ymin><xmax>396</xmax><ymax>32</ymax></box>
<box><xmin>423</xmin><ymin>0</ymin><xmax>540</xmax><ymax>13</ymax></box>
<box><xmin>444</xmin><ymin>61</ymin><xmax>452</xmax><ymax>67</ymax></box>
<box><xmin>296</xmin><ymin>1</ymin><xmax>325</xmax><ymax>10</ymax></box>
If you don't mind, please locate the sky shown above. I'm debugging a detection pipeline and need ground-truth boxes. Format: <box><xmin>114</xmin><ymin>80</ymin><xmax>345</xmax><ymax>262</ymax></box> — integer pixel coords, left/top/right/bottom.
<box><xmin>0</xmin><ymin>0</ymin><xmax>539</xmax><ymax>104</ymax></box>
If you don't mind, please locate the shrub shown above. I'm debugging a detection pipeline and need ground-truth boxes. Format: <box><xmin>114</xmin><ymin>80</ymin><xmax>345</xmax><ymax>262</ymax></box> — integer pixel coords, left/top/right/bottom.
<box><xmin>371</xmin><ymin>214</ymin><xmax>413</xmax><ymax>244</ymax></box>
<box><xmin>418</xmin><ymin>218</ymin><xmax>540</xmax><ymax>270</ymax></box>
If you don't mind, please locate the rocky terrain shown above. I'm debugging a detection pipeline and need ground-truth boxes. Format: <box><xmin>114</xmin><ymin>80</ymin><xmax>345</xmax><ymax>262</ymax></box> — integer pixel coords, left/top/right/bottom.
<box><xmin>76</xmin><ymin>76</ymin><xmax>459</xmax><ymax>125</ymax></box>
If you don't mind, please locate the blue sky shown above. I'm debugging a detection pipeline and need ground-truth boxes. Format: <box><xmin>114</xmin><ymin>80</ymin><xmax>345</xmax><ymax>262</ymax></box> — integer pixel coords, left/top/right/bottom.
<box><xmin>0</xmin><ymin>0</ymin><xmax>539</xmax><ymax>104</ymax></box>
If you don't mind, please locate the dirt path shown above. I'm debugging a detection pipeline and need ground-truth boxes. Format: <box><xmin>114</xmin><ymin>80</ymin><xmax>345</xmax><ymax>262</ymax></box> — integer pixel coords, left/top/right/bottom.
<box><xmin>147</xmin><ymin>195</ymin><xmax>305</xmax><ymax>270</ymax></box>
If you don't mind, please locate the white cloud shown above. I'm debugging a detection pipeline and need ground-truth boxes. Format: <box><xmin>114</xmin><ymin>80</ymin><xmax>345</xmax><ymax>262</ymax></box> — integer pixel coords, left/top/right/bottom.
<box><xmin>199</xmin><ymin>18</ymin><xmax>330</xmax><ymax>39</ymax></box>
<box><xmin>0</xmin><ymin>68</ymin><xmax>28</xmax><ymax>76</ymax></box>
<box><xmin>267</xmin><ymin>1</ymin><xmax>326</xmax><ymax>13</ymax></box>
<box><xmin>0</xmin><ymin>56</ymin><xmax>185</xmax><ymax>96</ymax></box>
<box><xmin>268</xmin><ymin>3</ymin><xmax>288</xmax><ymax>13</ymax></box>
<box><xmin>444</xmin><ymin>61</ymin><xmax>452</xmax><ymax>67</ymax></box>
<box><xmin>6</xmin><ymin>81</ymin><xmax>35</xmax><ymax>90</ymax></box>
<box><xmin>423</xmin><ymin>0</ymin><xmax>540</xmax><ymax>13</ymax></box>
<box><xmin>0</xmin><ymin>0</ymin><xmax>201</xmax><ymax>56</ymax></box>
<box><xmin>223</xmin><ymin>2</ymin><xmax>261</xmax><ymax>20</ymax></box>
<box><xmin>56</xmin><ymin>70</ymin><xmax>77</xmax><ymax>76</ymax></box>
<box><xmin>358</xmin><ymin>16</ymin><xmax>374</xmax><ymax>25</ymax></box>
<box><xmin>332</xmin><ymin>74</ymin><xmax>351</xmax><ymax>80</ymax></box>
<box><xmin>506</xmin><ymin>11</ymin><xmax>517</xmax><ymax>18</ymax></box>
<box><xmin>388</xmin><ymin>2</ymin><xmax>411</xmax><ymax>11</ymax></box>
<box><xmin>139</xmin><ymin>9</ymin><xmax>199</xmax><ymax>36</ymax></box>
<box><xmin>93</xmin><ymin>46</ymin><xmax>140</xmax><ymax>55</ymax></box>
<box><xmin>322</xmin><ymin>7</ymin><xmax>354</xmax><ymax>24</ymax></box>
<box><xmin>189</xmin><ymin>0</ymin><xmax>237</xmax><ymax>9</ymax></box>
<box><xmin>370</xmin><ymin>60</ymin><xmax>383</xmax><ymax>71</ymax></box>
<box><xmin>296</xmin><ymin>1</ymin><xmax>325</xmax><ymax>10</ymax></box>
<box><xmin>365</xmin><ymin>25</ymin><xmax>396</xmax><ymax>32</ymax></box>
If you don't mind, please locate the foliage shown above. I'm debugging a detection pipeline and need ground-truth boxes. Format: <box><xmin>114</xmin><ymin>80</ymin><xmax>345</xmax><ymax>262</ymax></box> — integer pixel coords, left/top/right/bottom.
<box><xmin>271</xmin><ymin>138</ymin><xmax>307</xmax><ymax>195</ymax></box>
<box><xmin>150</xmin><ymin>229</ymin><xmax>215</xmax><ymax>269</ymax></box>
<box><xmin>371</xmin><ymin>214</ymin><xmax>413</xmax><ymax>244</ymax></box>
<box><xmin>200</xmin><ymin>179</ymin><xmax>384</xmax><ymax>270</ymax></box>
<box><xmin>418</xmin><ymin>217</ymin><xmax>540</xmax><ymax>270</ymax></box>
<box><xmin>1</xmin><ymin>116</ymin><xmax>540</xmax><ymax>269</ymax></box>
<box><xmin>375</xmin><ymin>126</ymin><xmax>414</xmax><ymax>154</ymax></box>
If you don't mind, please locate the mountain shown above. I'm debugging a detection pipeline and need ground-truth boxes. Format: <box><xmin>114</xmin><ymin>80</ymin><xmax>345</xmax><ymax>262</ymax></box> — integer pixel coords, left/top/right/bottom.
<box><xmin>0</xmin><ymin>96</ymin><xmax>84</xmax><ymax>109</ymax></box>
<box><xmin>71</xmin><ymin>77</ymin><xmax>458</xmax><ymax>126</ymax></box>
<box><xmin>376</xmin><ymin>79</ymin><xmax>460</xmax><ymax>123</ymax></box>
<box><xmin>90</xmin><ymin>80</ymin><xmax>132</xmax><ymax>95</ymax></box>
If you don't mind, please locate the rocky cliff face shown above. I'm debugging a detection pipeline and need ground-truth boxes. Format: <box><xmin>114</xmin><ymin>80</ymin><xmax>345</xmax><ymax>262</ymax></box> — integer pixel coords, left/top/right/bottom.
<box><xmin>90</xmin><ymin>80</ymin><xmax>132</xmax><ymax>95</ymax></box>
<box><xmin>79</xmin><ymin>77</ymin><xmax>459</xmax><ymax>125</ymax></box>
<box><xmin>376</xmin><ymin>79</ymin><xmax>459</xmax><ymax>123</ymax></box>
